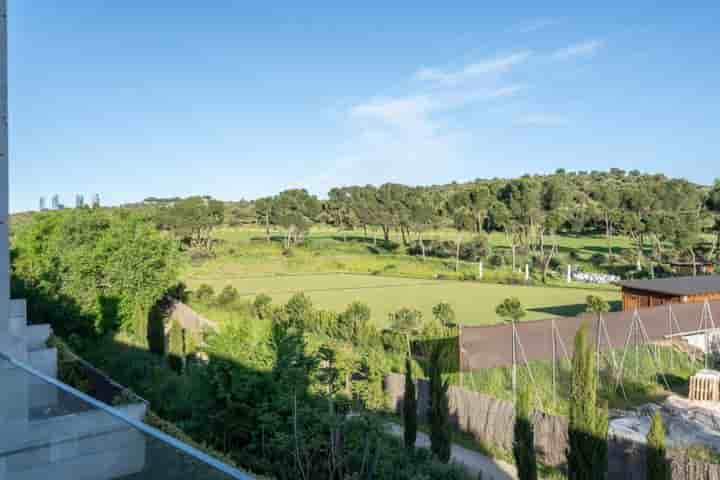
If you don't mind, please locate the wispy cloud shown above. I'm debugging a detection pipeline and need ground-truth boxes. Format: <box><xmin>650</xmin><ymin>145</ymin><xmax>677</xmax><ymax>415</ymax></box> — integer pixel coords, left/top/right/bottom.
<box><xmin>515</xmin><ymin>114</ymin><xmax>569</xmax><ymax>127</ymax></box>
<box><xmin>551</xmin><ymin>39</ymin><xmax>605</xmax><ymax>60</ymax></box>
<box><xmin>415</xmin><ymin>51</ymin><xmax>532</xmax><ymax>86</ymax></box>
<box><xmin>509</xmin><ymin>18</ymin><xmax>559</xmax><ymax>34</ymax></box>
<box><xmin>351</xmin><ymin>86</ymin><xmax>525</xmax><ymax>126</ymax></box>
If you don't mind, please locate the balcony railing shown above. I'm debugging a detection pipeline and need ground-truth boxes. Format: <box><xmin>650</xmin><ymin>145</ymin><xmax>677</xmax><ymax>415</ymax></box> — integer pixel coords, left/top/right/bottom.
<box><xmin>0</xmin><ymin>351</ymin><xmax>254</xmax><ymax>480</ymax></box>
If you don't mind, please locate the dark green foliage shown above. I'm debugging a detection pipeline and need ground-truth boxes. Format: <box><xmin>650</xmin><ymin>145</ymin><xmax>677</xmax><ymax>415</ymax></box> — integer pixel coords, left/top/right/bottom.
<box><xmin>283</xmin><ymin>292</ymin><xmax>314</xmax><ymax>329</ymax></box>
<box><xmin>154</xmin><ymin>196</ymin><xmax>224</xmax><ymax>253</ymax></box>
<box><xmin>389</xmin><ymin>307</ymin><xmax>424</xmax><ymax>334</ymax></box>
<box><xmin>194</xmin><ymin>284</ymin><xmax>215</xmax><ymax>303</ymax></box>
<box><xmin>496</xmin><ymin>297</ymin><xmax>526</xmax><ymax>323</ymax></box>
<box><xmin>167</xmin><ymin>320</ymin><xmax>186</xmax><ymax>373</ymax></box>
<box><xmin>337</xmin><ymin>301</ymin><xmax>374</xmax><ymax>346</ymax></box>
<box><xmin>252</xmin><ymin>293</ymin><xmax>273</xmax><ymax>319</ymax></box>
<box><xmin>707</xmin><ymin>179</ymin><xmax>720</xmax><ymax>212</ymax></box>
<box><xmin>429</xmin><ymin>344</ymin><xmax>452</xmax><ymax>463</ymax></box>
<box><xmin>403</xmin><ymin>357</ymin><xmax>418</xmax><ymax>450</ymax></box>
<box><xmin>147</xmin><ymin>302</ymin><xmax>167</xmax><ymax>355</ymax></box>
<box><xmin>586</xmin><ymin>295</ymin><xmax>610</xmax><ymax>315</ymax></box>
<box><xmin>432</xmin><ymin>302</ymin><xmax>456</xmax><ymax>327</ymax></box>
<box><xmin>567</xmin><ymin>324</ymin><xmax>609</xmax><ymax>480</ymax></box>
<box><xmin>647</xmin><ymin>411</ymin><xmax>671</xmax><ymax>480</ymax></box>
<box><xmin>513</xmin><ymin>385</ymin><xmax>538</xmax><ymax>480</ymax></box>
<box><xmin>215</xmin><ymin>285</ymin><xmax>239</xmax><ymax>306</ymax></box>
<box><xmin>11</xmin><ymin>209</ymin><xmax>180</xmax><ymax>339</ymax></box>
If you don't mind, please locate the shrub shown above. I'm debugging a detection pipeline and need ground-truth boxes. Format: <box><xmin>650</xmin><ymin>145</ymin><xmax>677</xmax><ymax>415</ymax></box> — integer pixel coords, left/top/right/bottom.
<box><xmin>216</xmin><ymin>285</ymin><xmax>239</xmax><ymax>306</ymax></box>
<box><xmin>284</xmin><ymin>292</ymin><xmax>314</xmax><ymax>328</ymax></box>
<box><xmin>253</xmin><ymin>293</ymin><xmax>273</xmax><ymax>319</ymax></box>
<box><xmin>194</xmin><ymin>284</ymin><xmax>215</xmax><ymax>303</ymax></box>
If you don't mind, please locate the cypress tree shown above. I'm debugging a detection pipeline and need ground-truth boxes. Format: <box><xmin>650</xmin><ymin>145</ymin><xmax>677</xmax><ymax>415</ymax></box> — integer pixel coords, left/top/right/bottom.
<box><xmin>513</xmin><ymin>385</ymin><xmax>538</xmax><ymax>480</ymax></box>
<box><xmin>429</xmin><ymin>344</ymin><xmax>452</xmax><ymax>463</ymax></box>
<box><xmin>403</xmin><ymin>357</ymin><xmax>418</xmax><ymax>450</ymax></box>
<box><xmin>647</xmin><ymin>411</ymin><xmax>671</xmax><ymax>480</ymax></box>
<box><xmin>567</xmin><ymin>324</ymin><xmax>608</xmax><ymax>480</ymax></box>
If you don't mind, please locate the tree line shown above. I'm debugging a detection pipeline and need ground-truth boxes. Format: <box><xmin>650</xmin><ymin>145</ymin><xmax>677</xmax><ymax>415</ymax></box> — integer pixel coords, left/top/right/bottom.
<box><xmin>147</xmin><ymin>170</ymin><xmax>720</xmax><ymax>279</ymax></box>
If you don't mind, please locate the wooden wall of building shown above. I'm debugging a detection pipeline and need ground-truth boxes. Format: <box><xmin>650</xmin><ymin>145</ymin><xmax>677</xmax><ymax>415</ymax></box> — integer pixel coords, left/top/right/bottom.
<box><xmin>622</xmin><ymin>287</ymin><xmax>720</xmax><ymax>311</ymax></box>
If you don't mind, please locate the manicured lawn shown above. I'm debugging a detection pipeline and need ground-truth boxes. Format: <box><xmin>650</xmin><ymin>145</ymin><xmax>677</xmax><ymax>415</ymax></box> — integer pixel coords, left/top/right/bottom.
<box><xmin>184</xmin><ymin>272</ymin><xmax>619</xmax><ymax>327</ymax></box>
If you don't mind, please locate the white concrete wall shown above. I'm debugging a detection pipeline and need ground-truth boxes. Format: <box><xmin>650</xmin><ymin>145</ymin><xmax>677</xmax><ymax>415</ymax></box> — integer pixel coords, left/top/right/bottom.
<box><xmin>0</xmin><ymin>0</ymin><xmax>8</xmax><ymax>333</ymax></box>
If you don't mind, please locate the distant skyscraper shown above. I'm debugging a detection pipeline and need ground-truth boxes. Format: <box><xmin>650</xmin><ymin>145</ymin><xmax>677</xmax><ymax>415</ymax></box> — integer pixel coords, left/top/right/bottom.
<box><xmin>39</xmin><ymin>196</ymin><xmax>46</xmax><ymax>211</ymax></box>
<box><xmin>75</xmin><ymin>194</ymin><xmax>85</xmax><ymax>208</ymax></box>
<box><xmin>91</xmin><ymin>193</ymin><xmax>100</xmax><ymax>208</ymax></box>
<box><xmin>51</xmin><ymin>194</ymin><xmax>60</xmax><ymax>210</ymax></box>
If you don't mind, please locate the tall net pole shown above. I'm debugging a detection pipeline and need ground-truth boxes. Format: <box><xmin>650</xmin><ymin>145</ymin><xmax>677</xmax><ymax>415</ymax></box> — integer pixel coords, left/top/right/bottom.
<box><xmin>551</xmin><ymin>318</ymin><xmax>570</xmax><ymax>406</ymax></box>
<box><xmin>698</xmin><ymin>300</ymin><xmax>716</xmax><ymax>370</ymax></box>
<box><xmin>616</xmin><ymin>308</ymin><xmax>670</xmax><ymax>391</ymax></box>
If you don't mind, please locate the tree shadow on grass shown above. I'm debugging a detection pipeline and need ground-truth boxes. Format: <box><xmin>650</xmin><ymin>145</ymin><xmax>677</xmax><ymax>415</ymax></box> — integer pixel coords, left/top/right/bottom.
<box><xmin>528</xmin><ymin>300</ymin><xmax>622</xmax><ymax>318</ymax></box>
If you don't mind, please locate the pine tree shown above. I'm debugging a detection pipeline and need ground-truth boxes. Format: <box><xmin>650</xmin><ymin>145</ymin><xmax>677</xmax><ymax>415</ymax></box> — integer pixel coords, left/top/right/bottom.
<box><xmin>429</xmin><ymin>344</ymin><xmax>452</xmax><ymax>463</ymax></box>
<box><xmin>567</xmin><ymin>324</ymin><xmax>608</xmax><ymax>480</ymax></box>
<box><xmin>403</xmin><ymin>357</ymin><xmax>418</xmax><ymax>450</ymax></box>
<box><xmin>513</xmin><ymin>385</ymin><xmax>538</xmax><ymax>480</ymax></box>
<box><xmin>646</xmin><ymin>411</ymin><xmax>671</xmax><ymax>480</ymax></box>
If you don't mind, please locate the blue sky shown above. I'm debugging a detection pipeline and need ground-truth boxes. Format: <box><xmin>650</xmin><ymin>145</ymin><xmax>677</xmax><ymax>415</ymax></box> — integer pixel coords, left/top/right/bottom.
<box><xmin>8</xmin><ymin>2</ymin><xmax>720</xmax><ymax>212</ymax></box>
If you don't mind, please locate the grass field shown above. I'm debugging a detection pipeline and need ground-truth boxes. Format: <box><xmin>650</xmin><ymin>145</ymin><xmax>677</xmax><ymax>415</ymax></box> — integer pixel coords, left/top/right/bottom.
<box><xmin>182</xmin><ymin>226</ymin><xmax>625</xmax><ymax>326</ymax></box>
<box><xmin>184</xmin><ymin>272</ymin><xmax>619</xmax><ymax>327</ymax></box>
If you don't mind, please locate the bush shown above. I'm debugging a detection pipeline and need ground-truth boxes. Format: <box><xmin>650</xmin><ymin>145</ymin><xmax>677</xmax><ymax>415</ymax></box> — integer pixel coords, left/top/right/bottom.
<box><xmin>253</xmin><ymin>293</ymin><xmax>273</xmax><ymax>319</ymax></box>
<box><xmin>284</xmin><ymin>292</ymin><xmax>314</xmax><ymax>328</ymax></box>
<box><xmin>216</xmin><ymin>285</ymin><xmax>239</xmax><ymax>306</ymax></box>
<box><xmin>194</xmin><ymin>284</ymin><xmax>215</xmax><ymax>303</ymax></box>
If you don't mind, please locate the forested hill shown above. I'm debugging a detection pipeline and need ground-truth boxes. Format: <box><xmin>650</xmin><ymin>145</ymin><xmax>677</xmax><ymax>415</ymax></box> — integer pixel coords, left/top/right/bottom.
<box><xmin>216</xmin><ymin>169</ymin><xmax>717</xmax><ymax>232</ymax></box>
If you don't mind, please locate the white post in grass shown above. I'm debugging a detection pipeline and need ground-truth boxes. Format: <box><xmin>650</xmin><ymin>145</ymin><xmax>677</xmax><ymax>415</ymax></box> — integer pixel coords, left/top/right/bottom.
<box><xmin>567</xmin><ymin>264</ymin><xmax>572</xmax><ymax>283</ymax></box>
<box><xmin>525</xmin><ymin>264</ymin><xmax>530</xmax><ymax>282</ymax></box>
<box><xmin>478</xmin><ymin>261</ymin><xmax>483</xmax><ymax>280</ymax></box>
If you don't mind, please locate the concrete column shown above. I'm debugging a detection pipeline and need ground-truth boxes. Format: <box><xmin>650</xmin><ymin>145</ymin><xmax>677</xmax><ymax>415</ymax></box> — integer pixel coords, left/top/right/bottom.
<box><xmin>0</xmin><ymin>0</ymin><xmax>8</xmax><ymax>333</ymax></box>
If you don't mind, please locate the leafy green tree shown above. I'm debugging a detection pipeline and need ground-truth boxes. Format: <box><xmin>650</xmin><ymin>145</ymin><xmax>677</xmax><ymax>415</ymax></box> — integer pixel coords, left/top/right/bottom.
<box><xmin>429</xmin><ymin>344</ymin><xmax>452</xmax><ymax>463</ymax></box>
<box><xmin>586</xmin><ymin>295</ymin><xmax>610</xmax><ymax>316</ymax></box>
<box><xmin>273</xmin><ymin>189</ymin><xmax>321</xmax><ymax>247</ymax></box>
<box><xmin>646</xmin><ymin>411</ymin><xmax>671</xmax><ymax>480</ymax></box>
<box><xmin>567</xmin><ymin>324</ymin><xmax>608</xmax><ymax>480</ymax></box>
<box><xmin>283</xmin><ymin>292</ymin><xmax>314</xmax><ymax>330</ymax></box>
<box><xmin>337</xmin><ymin>301</ymin><xmax>372</xmax><ymax>345</ymax></box>
<box><xmin>12</xmin><ymin>209</ymin><xmax>180</xmax><ymax>339</ymax></box>
<box><xmin>390</xmin><ymin>307</ymin><xmax>424</xmax><ymax>355</ymax></box>
<box><xmin>155</xmin><ymin>196</ymin><xmax>224</xmax><ymax>253</ymax></box>
<box><xmin>707</xmin><ymin>179</ymin><xmax>720</xmax><ymax>212</ymax></box>
<box><xmin>496</xmin><ymin>297</ymin><xmax>526</xmax><ymax>324</ymax></box>
<box><xmin>327</xmin><ymin>187</ymin><xmax>357</xmax><ymax>241</ymax></box>
<box><xmin>513</xmin><ymin>385</ymin><xmax>538</xmax><ymax>480</ymax></box>
<box><xmin>254</xmin><ymin>196</ymin><xmax>275</xmax><ymax>242</ymax></box>
<box><xmin>404</xmin><ymin>357</ymin><xmax>418</xmax><ymax>450</ymax></box>
<box><xmin>592</xmin><ymin>184</ymin><xmax>621</xmax><ymax>261</ymax></box>
<box><xmin>432</xmin><ymin>302</ymin><xmax>456</xmax><ymax>327</ymax></box>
